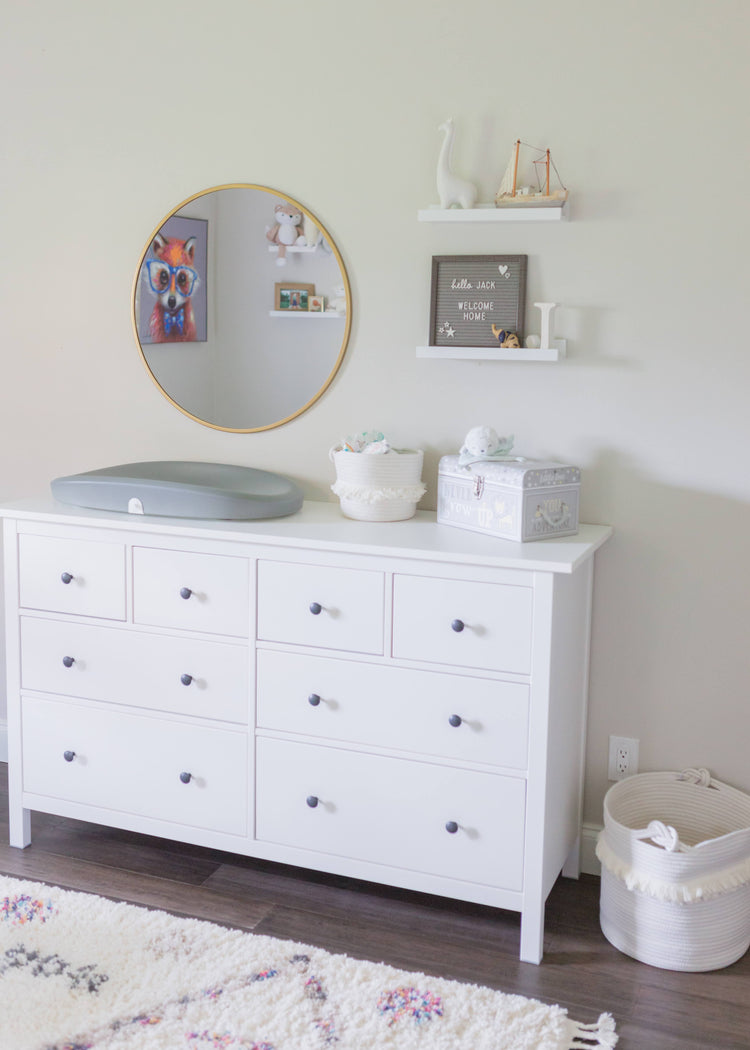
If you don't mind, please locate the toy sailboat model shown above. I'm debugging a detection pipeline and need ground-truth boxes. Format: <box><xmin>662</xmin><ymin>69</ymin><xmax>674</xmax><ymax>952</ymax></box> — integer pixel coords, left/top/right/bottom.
<box><xmin>494</xmin><ymin>140</ymin><xmax>568</xmax><ymax>208</ymax></box>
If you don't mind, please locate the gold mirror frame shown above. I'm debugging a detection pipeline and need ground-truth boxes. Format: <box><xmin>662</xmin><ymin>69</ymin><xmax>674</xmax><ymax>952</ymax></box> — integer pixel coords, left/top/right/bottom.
<box><xmin>132</xmin><ymin>184</ymin><xmax>352</xmax><ymax>433</ymax></box>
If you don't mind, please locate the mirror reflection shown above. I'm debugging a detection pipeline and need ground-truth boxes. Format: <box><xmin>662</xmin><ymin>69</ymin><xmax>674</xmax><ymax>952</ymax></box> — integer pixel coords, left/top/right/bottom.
<box><xmin>132</xmin><ymin>184</ymin><xmax>351</xmax><ymax>432</ymax></box>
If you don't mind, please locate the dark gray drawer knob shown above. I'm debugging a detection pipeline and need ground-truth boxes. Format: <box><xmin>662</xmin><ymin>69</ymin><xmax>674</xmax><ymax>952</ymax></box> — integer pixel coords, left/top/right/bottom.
<box><xmin>180</xmin><ymin>587</ymin><xmax>193</xmax><ymax>600</ymax></box>
<box><xmin>309</xmin><ymin>602</ymin><xmax>322</xmax><ymax>615</ymax></box>
<box><xmin>308</xmin><ymin>693</ymin><xmax>321</xmax><ymax>706</ymax></box>
<box><xmin>62</xmin><ymin>656</ymin><xmax>75</xmax><ymax>669</ymax></box>
<box><xmin>306</xmin><ymin>795</ymin><xmax>319</xmax><ymax>808</ymax></box>
<box><xmin>451</xmin><ymin>619</ymin><xmax>465</xmax><ymax>633</ymax></box>
<box><xmin>445</xmin><ymin>820</ymin><xmax>459</xmax><ymax>834</ymax></box>
<box><xmin>63</xmin><ymin>750</ymin><xmax>76</xmax><ymax>763</ymax></box>
<box><xmin>448</xmin><ymin>714</ymin><xmax>462</xmax><ymax>728</ymax></box>
<box><xmin>60</xmin><ymin>572</ymin><xmax>74</xmax><ymax>585</ymax></box>
<box><xmin>180</xmin><ymin>673</ymin><xmax>194</xmax><ymax>686</ymax></box>
<box><xmin>179</xmin><ymin>771</ymin><xmax>193</xmax><ymax>784</ymax></box>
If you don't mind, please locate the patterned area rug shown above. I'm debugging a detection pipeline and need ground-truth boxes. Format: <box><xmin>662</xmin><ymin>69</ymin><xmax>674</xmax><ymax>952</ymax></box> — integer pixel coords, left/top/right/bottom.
<box><xmin>0</xmin><ymin>875</ymin><xmax>617</xmax><ymax>1049</ymax></box>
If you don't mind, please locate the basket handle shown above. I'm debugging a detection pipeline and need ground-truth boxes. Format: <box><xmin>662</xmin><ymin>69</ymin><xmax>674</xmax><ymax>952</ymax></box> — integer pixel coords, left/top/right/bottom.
<box><xmin>630</xmin><ymin>770</ymin><xmax>724</xmax><ymax>852</ymax></box>
<box><xmin>634</xmin><ymin>820</ymin><xmax>692</xmax><ymax>853</ymax></box>
<box><xmin>677</xmin><ymin>767</ymin><xmax>716</xmax><ymax>788</ymax></box>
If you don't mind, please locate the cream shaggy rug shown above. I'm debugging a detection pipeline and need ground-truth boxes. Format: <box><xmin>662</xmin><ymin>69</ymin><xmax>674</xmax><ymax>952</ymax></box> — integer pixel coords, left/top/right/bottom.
<box><xmin>0</xmin><ymin>875</ymin><xmax>617</xmax><ymax>1049</ymax></box>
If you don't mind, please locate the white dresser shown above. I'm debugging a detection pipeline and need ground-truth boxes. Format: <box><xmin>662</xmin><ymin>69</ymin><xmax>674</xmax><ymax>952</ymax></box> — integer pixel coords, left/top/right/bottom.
<box><xmin>1</xmin><ymin>497</ymin><xmax>611</xmax><ymax>963</ymax></box>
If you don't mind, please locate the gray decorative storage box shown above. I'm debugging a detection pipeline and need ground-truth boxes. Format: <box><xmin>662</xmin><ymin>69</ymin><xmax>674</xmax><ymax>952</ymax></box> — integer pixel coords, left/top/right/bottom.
<box><xmin>437</xmin><ymin>456</ymin><xmax>580</xmax><ymax>541</ymax></box>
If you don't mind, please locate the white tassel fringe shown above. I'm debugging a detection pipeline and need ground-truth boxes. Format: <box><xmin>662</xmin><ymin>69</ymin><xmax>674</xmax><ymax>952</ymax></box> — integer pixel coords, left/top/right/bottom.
<box><xmin>566</xmin><ymin>1012</ymin><xmax>619</xmax><ymax>1047</ymax></box>
<box><xmin>596</xmin><ymin>836</ymin><xmax>750</xmax><ymax>903</ymax></box>
<box><xmin>331</xmin><ymin>480</ymin><xmax>427</xmax><ymax>504</ymax></box>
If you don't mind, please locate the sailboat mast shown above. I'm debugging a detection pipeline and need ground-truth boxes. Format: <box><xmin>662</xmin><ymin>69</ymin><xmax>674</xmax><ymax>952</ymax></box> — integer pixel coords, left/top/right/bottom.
<box><xmin>512</xmin><ymin>140</ymin><xmax>520</xmax><ymax>196</ymax></box>
<box><xmin>545</xmin><ymin>149</ymin><xmax>550</xmax><ymax>197</ymax></box>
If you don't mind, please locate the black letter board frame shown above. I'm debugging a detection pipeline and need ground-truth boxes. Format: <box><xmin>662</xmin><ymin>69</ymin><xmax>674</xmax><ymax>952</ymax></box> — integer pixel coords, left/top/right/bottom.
<box><xmin>428</xmin><ymin>254</ymin><xmax>528</xmax><ymax>349</ymax></box>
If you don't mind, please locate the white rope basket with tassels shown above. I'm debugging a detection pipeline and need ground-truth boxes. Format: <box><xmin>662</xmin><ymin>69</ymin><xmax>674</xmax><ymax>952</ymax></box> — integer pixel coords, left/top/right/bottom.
<box><xmin>597</xmin><ymin>768</ymin><xmax>750</xmax><ymax>971</ymax></box>
<box><xmin>330</xmin><ymin>446</ymin><xmax>426</xmax><ymax>521</ymax></box>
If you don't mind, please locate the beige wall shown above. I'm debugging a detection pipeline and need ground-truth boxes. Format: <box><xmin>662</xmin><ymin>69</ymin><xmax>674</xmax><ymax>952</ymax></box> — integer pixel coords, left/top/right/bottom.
<box><xmin>2</xmin><ymin>1</ymin><xmax>749</xmax><ymax>823</ymax></box>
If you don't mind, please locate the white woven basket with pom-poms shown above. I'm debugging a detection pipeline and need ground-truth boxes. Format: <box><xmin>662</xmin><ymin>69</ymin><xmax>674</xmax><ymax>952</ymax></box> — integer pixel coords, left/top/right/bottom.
<box><xmin>329</xmin><ymin>446</ymin><xmax>426</xmax><ymax>521</ymax></box>
<box><xmin>596</xmin><ymin>768</ymin><xmax>750</xmax><ymax>971</ymax></box>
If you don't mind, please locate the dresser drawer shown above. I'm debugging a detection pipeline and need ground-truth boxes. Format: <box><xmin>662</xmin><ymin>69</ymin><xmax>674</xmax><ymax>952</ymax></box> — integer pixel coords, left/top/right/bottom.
<box><xmin>18</xmin><ymin>534</ymin><xmax>126</xmax><ymax>620</ymax></box>
<box><xmin>21</xmin><ymin>617</ymin><xmax>248</xmax><ymax>723</ymax></box>
<box><xmin>133</xmin><ymin>547</ymin><xmax>250</xmax><ymax>637</ymax></box>
<box><xmin>21</xmin><ymin>696</ymin><xmax>247</xmax><ymax>835</ymax></box>
<box><xmin>257</xmin><ymin>649</ymin><xmax>528</xmax><ymax>769</ymax></box>
<box><xmin>392</xmin><ymin>574</ymin><xmax>533</xmax><ymax>674</ymax></box>
<box><xmin>257</xmin><ymin>560</ymin><xmax>384</xmax><ymax>655</ymax></box>
<box><xmin>256</xmin><ymin>737</ymin><xmax>525</xmax><ymax>889</ymax></box>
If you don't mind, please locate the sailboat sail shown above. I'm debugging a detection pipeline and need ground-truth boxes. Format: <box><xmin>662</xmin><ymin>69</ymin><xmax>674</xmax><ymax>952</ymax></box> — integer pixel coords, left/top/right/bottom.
<box><xmin>493</xmin><ymin>140</ymin><xmax>516</xmax><ymax>196</ymax></box>
<box><xmin>494</xmin><ymin>140</ymin><xmax>568</xmax><ymax>208</ymax></box>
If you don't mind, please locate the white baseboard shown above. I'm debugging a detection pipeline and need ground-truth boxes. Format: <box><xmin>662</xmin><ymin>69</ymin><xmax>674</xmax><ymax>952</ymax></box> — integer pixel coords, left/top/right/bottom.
<box><xmin>0</xmin><ymin>720</ymin><xmax>7</xmax><ymax>763</ymax></box>
<box><xmin>580</xmin><ymin>822</ymin><xmax>602</xmax><ymax>876</ymax></box>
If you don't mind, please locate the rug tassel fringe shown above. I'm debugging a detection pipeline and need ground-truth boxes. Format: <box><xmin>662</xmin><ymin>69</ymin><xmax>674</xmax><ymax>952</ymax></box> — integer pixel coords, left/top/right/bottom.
<box><xmin>567</xmin><ymin>1012</ymin><xmax>618</xmax><ymax>1048</ymax></box>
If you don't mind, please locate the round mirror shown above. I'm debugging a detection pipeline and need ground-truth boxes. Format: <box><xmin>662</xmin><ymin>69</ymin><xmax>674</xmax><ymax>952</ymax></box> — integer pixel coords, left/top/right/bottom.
<box><xmin>132</xmin><ymin>184</ymin><xmax>352</xmax><ymax>432</ymax></box>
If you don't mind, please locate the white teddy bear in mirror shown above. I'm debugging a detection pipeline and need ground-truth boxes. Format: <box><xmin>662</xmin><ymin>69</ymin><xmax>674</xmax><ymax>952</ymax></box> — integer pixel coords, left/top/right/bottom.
<box><xmin>266</xmin><ymin>203</ymin><xmax>307</xmax><ymax>266</ymax></box>
<box><xmin>326</xmin><ymin>285</ymin><xmax>347</xmax><ymax>314</ymax></box>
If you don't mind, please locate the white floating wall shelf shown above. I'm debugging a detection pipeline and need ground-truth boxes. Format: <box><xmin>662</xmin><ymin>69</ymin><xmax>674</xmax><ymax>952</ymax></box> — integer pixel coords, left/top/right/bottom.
<box><xmin>416</xmin><ymin>339</ymin><xmax>566</xmax><ymax>362</ymax></box>
<box><xmin>418</xmin><ymin>204</ymin><xmax>567</xmax><ymax>222</ymax></box>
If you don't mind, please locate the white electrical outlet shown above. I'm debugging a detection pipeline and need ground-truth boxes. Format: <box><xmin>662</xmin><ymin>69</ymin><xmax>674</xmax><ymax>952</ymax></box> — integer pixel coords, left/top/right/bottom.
<box><xmin>608</xmin><ymin>736</ymin><xmax>639</xmax><ymax>780</ymax></box>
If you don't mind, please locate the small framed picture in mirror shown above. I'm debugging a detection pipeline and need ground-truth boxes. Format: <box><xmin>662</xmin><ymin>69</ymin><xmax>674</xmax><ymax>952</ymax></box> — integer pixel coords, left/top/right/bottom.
<box><xmin>309</xmin><ymin>295</ymin><xmax>326</xmax><ymax>313</ymax></box>
<box><xmin>275</xmin><ymin>282</ymin><xmax>315</xmax><ymax>311</ymax></box>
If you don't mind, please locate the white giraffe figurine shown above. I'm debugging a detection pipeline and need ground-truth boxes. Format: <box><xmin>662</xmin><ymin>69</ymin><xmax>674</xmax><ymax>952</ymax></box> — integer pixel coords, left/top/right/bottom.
<box><xmin>436</xmin><ymin>118</ymin><xmax>477</xmax><ymax>210</ymax></box>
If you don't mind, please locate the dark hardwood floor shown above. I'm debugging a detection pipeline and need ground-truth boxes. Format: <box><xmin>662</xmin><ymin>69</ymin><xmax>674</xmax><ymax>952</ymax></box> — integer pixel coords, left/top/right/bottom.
<box><xmin>1</xmin><ymin>763</ymin><xmax>747</xmax><ymax>1049</ymax></box>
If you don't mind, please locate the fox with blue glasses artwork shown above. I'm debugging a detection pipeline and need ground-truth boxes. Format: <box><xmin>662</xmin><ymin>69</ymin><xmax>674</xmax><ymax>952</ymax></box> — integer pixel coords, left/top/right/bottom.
<box><xmin>144</xmin><ymin>233</ymin><xmax>200</xmax><ymax>342</ymax></box>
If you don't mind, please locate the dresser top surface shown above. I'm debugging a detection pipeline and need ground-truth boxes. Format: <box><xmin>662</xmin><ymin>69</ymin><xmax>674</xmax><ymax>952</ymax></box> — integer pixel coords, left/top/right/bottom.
<box><xmin>0</xmin><ymin>497</ymin><xmax>612</xmax><ymax>574</ymax></box>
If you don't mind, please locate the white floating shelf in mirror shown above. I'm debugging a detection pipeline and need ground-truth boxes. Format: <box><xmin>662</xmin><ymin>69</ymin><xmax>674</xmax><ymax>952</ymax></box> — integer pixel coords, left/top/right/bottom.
<box><xmin>418</xmin><ymin>204</ymin><xmax>567</xmax><ymax>222</ymax></box>
<box><xmin>269</xmin><ymin>311</ymin><xmax>346</xmax><ymax>319</ymax></box>
<box><xmin>267</xmin><ymin>245</ymin><xmax>318</xmax><ymax>254</ymax></box>
<box><xmin>416</xmin><ymin>339</ymin><xmax>566</xmax><ymax>361</ymax></box>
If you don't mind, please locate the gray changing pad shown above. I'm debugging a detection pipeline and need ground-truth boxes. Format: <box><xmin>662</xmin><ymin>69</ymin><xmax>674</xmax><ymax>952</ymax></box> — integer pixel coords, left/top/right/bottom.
<box><xmin>51</xmin><ymin>461</ymin><xmax>304</xmax><ymax>520</ymax></box>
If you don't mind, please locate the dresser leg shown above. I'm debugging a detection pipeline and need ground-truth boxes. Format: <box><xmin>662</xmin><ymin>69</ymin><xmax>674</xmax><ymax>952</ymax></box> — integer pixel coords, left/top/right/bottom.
<box><xmin>562</xmin><ymin>834</ymin><xmax>581</xmax><ymax>879</ymax></box>
<box><xmin>9</xmin><ymin>806</ymin><xmax>31</xmax><ymax>848</ymax></box>
<box><xmin>519</xmin><ymin>902</ymin><xmax>545</xmax><ymax>964</ymax></box>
